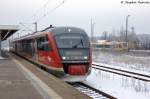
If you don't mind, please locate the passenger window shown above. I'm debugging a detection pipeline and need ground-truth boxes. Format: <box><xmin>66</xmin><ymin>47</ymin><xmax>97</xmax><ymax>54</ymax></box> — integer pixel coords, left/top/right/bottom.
<box><xmin>21</xmin><ymin>39</ymin><xmax>33</xmax><ymax>55</ymax></box>
<box><xmin>37</xmin><ymin>36</ymin><xmax>51</xmax><ymax>51</ymax></box>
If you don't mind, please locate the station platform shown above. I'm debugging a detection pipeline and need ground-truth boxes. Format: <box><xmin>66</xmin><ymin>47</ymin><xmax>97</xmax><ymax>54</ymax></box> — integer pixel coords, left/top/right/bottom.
<box><xmin>0</xmin><ymin>52</ymin><xmax>91</xmax><ymax>99</ymax></box>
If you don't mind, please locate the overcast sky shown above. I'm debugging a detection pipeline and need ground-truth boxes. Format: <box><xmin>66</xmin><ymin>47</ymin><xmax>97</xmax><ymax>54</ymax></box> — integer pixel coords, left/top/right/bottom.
<box><xmin>0</xmin><ymin>0</ymin><xmax>150</xmax><ymax>37</ymax></box>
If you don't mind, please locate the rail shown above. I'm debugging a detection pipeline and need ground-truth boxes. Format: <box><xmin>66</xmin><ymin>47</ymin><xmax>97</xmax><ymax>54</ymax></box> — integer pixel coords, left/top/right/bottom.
<box><xmin>92</xmin><ymin>63</ymin><xmax>150</xmax><ymax>82</ymax></box>
<box><xmin>69</xmin><ymin>82</ymin><xmax>116</xmax><ymax>99</ymax></box>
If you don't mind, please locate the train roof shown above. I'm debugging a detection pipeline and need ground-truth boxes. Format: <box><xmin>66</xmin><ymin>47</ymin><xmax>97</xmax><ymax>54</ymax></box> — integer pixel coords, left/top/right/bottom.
<box><xmin>50</xmin><ymin>27</ymin><xmax>86</xmax><ymax>36</ymax></box>
<box><xmin>12</xmin><ymin>26</ymin><xmax>88</xmax><ymax>42</ymax></box>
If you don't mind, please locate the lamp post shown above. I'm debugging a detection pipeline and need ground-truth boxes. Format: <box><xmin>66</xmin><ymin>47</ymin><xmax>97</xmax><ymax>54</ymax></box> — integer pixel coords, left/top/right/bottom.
<box><xmin>91</xmin><ymin>19</ymin><xmax>95</xmax><ymax>43</ymax></box>
<box><xmin>125</xmin><ymin>15</ymin><xmax>130</xmax><ymax>51</ymax></box>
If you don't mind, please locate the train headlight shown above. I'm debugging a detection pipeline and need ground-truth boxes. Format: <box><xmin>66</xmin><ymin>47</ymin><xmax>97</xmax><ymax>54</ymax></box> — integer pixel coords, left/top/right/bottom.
<box><xmin>84</xmin><ymin>56</ymin><xmax>88</xmax><ymax>59</ymax></box>
<box><xmin>62</xmin><ymin>56</ymin><xmax>70</xmax><ymax>60</ymax></box>
<box><xmin>62</xmin><ymin>56</ymin><xmax>66</xmax><ymax>60</ymax></box>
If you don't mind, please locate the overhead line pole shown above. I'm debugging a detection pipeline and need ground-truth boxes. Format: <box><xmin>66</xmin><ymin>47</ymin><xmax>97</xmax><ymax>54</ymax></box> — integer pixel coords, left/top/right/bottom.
<box><xmin>0</xmin><ymin>31</ymin><xmax>1</xmax><ymax>56</ymax></box>
<box><xmin>34</xmin><ymin>22</ymin><xmax>38</xmax><ymax>32</ymax></box>
<box><xmin>91</xmin><ymin>19</ymin><xmax>93</xmax><ymax>42</ymax></box>
<box><xmin>125</xmin><ymin>15</ymin><xmax>130</xmax><ymax>51</ymax></box>
<box><xmin>91</xmin><ymin>19</ymin><xmax>95</xmax><ymax>43</ymax></box>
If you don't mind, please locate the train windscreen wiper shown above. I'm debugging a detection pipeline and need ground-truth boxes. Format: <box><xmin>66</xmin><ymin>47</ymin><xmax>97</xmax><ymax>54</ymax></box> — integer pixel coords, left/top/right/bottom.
<box><xmin>72</xmin><ymin>39</ymin><xmax>84</xmax><ymax>48</ymax></box>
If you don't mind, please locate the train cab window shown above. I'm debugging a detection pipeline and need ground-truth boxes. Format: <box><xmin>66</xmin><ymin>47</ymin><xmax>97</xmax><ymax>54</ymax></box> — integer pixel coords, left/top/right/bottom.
<box><xmin>37</xmin><ymin>36</ymin><xmax>51</xmax><ymax>51</ymax></box>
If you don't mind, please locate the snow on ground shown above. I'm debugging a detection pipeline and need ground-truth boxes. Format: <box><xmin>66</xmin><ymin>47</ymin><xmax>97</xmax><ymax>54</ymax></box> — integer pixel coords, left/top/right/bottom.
<box><xmin>86</xmin><ymin>50</ymin><xmax>150</xmax><ymax>99</ymax></box>
<box><xmin>130</xmin><ymin>50</ymin><xmax>150</xmax><ymax>53</ymax></box>
<box><xmin>92</xmin><ymin>50</ymin><xmax>150</xmax><ymax>72</ymax></box>
<box><xmin>86</xmin><ymin>69</ymin><xmax>150</xmax><ymax>99</ymax></box>
<box><xmin>93</xmin><ymin>62</ymin><xmax>150</xmax><ymax>77</ymax></box>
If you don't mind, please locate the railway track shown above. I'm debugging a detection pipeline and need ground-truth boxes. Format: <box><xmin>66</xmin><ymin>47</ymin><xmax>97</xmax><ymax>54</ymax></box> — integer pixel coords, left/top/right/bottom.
<box><xmin>92</xmin><ymin>63</ymin><xmax>150</xmax><ymax>82</ymax></box>
<box><xmin>69</xmin><ymin>82</ymin><xmax>116</xmax><ymax>99</ymax></box>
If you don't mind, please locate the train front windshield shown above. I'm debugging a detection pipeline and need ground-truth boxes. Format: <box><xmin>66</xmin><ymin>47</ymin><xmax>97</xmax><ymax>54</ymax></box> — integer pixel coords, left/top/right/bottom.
<box><xmin>54</xmin><ymin>33</ymin><xmax>90</xmax><ymax>61</ymax></box>
<box><xmin>55</xmin><ymin>33</ymin><xmax>89</xmax><ymax>48</ymax></box>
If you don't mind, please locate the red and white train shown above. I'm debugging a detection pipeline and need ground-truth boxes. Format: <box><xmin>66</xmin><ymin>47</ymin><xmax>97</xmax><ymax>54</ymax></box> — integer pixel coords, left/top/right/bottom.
<box><xmin>11</xmin><ymin>26</ymin><xmax>92</xmax><ymax>82</ymax></box>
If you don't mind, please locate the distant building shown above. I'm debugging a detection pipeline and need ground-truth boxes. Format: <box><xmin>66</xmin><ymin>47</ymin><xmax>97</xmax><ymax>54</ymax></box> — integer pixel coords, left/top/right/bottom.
<box><xmin>92</xmin><ymin>40</ymin><xmax>128</xmax><ymax>51</ymax></box>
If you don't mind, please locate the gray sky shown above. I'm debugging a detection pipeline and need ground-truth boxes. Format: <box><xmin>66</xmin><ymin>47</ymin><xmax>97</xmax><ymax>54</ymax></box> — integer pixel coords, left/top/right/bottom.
<box><xmin>0</xmin><ymin>0</ymin><xmax>150</xmax><ymax>37</ymax></box>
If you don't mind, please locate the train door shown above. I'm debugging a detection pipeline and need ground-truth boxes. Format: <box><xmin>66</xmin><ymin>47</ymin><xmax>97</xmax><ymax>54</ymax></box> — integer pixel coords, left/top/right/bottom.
<box><xmin>15</xmin><ymin>42</ymin><xmax>17</xmax><ymax>52</ymax></box>
<box><xmin>36</xmin><ymin>35</ymin><xmax>51</xmax><ymax>65</ymax></box>
<box><xmin>32</xmin><ymin>39</ymin><xmax>38</xmax><ymax>61</ymax></box>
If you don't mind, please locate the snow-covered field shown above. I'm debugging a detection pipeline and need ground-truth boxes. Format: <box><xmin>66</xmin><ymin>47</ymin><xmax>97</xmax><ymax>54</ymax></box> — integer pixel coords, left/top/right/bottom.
<box><xmin>86</xmin><ymin>69</ymin><xmax>150</xmax><ymax>99</ymax></box>
<box><xmin>86</xmin><ymin>50</ymin><xmax>150</xmax><ymax>99</ymax></box>
<box><xmin>92</xmin><ymin>50</ymin><xmax>150</xmax><ymax>72</ymax></box>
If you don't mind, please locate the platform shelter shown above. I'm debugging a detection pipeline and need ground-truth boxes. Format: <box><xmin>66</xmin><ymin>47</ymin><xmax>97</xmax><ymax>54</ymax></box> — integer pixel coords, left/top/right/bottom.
<box><xmin>0</xmin><ymin>25</ymin><xmax>19</xmax><ymax>56</ymax></box>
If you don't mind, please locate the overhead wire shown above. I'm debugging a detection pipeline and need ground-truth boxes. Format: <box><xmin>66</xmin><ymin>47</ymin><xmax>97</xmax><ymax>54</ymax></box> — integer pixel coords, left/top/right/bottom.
<box><xmin>18</xmin><ymin>0</ymin><xmax>66</xmax><ymax>36</ymax></box>
<box><xmin>34</xmin><ymin>0</ymin><xmax>66</xmax><ymax>22</ymax></box>
<box><xmin>19</xmin><ymin>0</ymin><xmax>52</xmax><ymax>33</ymax></box>
<box><xmin>24</xmin><ymin>0</ymin><xmax>52</xmax><ymax>22</ymax></box>
<box><xmin>29</xmin><ymin>0</ymin><xmax>53</xmax><ymax>21</ymax></box>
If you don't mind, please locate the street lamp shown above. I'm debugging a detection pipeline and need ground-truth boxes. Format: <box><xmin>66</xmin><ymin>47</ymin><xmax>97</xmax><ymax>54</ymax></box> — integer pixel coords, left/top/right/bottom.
<box><xmin>125</xmin><ymin>15</ymin><xmax>130</xmax><ymax>51</ymax></box>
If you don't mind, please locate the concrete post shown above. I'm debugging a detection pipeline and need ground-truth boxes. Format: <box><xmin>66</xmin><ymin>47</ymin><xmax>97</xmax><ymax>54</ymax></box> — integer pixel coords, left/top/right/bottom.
<box><xmin>0</xmin><ymin>31</ymin><xmax>1</xmax><ymax>56</ymax></box>
<box><xmin>91</xmin><ymin>19</ymin><xmax>95</xmax><ymax>43</ymax></box>
<box><xmin>34</xmin><ymin>22</ymin><xmax>37</xmax><ymax>32</ymax></box>
<box><xmin>125</xmin><ymin>15</ymin><xmax>130</xmax><ymax>51</ymax></box>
